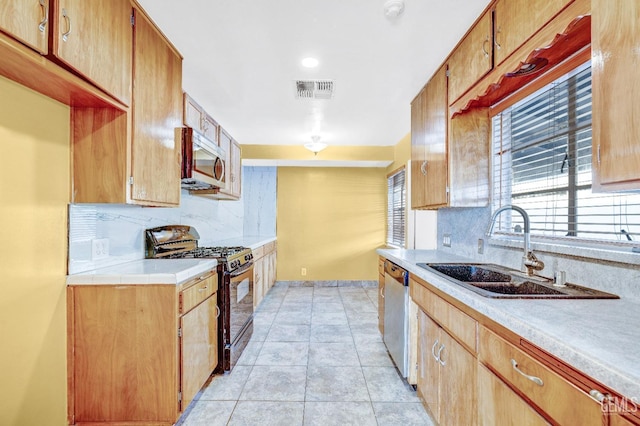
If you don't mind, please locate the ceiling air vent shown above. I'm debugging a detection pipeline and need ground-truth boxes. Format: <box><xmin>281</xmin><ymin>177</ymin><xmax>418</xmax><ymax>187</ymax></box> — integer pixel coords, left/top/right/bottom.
<box><xmin>295</xmin><ymin>80</ymin><xmax>334</xmax><ymax>100</ymax></box>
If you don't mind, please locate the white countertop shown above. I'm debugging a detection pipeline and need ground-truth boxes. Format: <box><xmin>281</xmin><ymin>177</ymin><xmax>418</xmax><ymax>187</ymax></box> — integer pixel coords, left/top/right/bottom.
<box><xmin>66</xmin><ymin>259</ymin><xmax>218</xmax><ymax>285</ymax></box>
<box><xmin>378</xmin><ymin>248</ymin><xmax>640</xmax><ymax>400</ymax></box>
<box><xmin>212</xmin><ymin>235</ymin><xmax>276</xmax><ymax>251</ymax></box>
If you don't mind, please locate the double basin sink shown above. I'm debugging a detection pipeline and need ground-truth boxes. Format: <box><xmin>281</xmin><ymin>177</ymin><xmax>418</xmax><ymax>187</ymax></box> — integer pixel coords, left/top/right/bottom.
<box><xmin>417</xmin><ymin>263</ymin><xmax>619</xmax><ymax>299</ymax></box>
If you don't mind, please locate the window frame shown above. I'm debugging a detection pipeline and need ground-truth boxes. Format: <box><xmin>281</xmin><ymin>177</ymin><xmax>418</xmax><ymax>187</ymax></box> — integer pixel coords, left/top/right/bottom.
<box><xmin>386</xmin><ymin>166</ymin><xmax>406</xmax><ymax>248</ymax></box>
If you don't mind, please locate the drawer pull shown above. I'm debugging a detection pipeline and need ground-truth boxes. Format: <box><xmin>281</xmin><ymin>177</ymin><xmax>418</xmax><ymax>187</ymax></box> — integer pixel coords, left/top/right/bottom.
<box><xmin>437</xmin><ymin>344</ymin><xmax>446</xmax><ymax>366</ymax></box>
<box><xmin>38</xmin><ymin>0</ymin><xmax>48</xmax><ymax>32</ymax></box>
<box><xmin>198</xmin><ymin>275</ymin><xmax>207</xmax><ymax>281</ymax></box>
<box><xmin>589</xmin><ymin>389</ymin><xmax>610</xmax><ymax>403</ymax></box>
<box><xmin>198</xmin><ymin>286</ymin><xmax>208</xmax><ymax>292</ymax></box>
<box><xmin>431</xmin><ymin>339</ymin><xmax>440</xmax><ymax>361</ymax></box>
<box><xmin>61</xmin><ymin>8</ymin><xmax>71</xmax><ymax>42</ymax></box>
<box><xmin>511</xmin><ymin>359</ymin><xmax>543</xmax><ymax>386</ymax></box>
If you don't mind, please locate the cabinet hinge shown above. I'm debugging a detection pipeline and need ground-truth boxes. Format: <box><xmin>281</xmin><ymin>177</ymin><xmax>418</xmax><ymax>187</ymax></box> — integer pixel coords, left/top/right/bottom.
<box><xmin>130</xmin><ymin>13</ymin><xmax>135</xmax><ymax>27</ymax></box>
<box><xmin>178</xmin><ymin>327</ymin><xmax>182</xmax><ymax>338</ymax></box>
<box><xmin>128</xmin><ymin>176</ymin><xmax>134</xmax><ymax>185</ymax></box>
<box><xmin>445</xmin><ymin>186</ymin><xmax>450</xmax><ymax>194</ymax></box>
<box><xmin>178</xmin><ymin>391</ymin><xmax>182</xmax><ymax>402</ymax></box>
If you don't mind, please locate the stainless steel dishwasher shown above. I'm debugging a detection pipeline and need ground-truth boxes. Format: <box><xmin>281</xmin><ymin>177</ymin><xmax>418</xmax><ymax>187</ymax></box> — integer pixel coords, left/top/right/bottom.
<box><xmin>383</xmin><ymin>260</ymin><xmax>410</xmax><ymax>378</ymax></box>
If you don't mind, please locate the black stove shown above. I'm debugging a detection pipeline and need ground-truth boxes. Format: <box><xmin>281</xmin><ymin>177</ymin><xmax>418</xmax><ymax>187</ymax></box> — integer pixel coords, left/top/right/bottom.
<box><xmin>145</xmin><ymin>225</ymin><xmax>254</xmax><ymax>372</ymax></box>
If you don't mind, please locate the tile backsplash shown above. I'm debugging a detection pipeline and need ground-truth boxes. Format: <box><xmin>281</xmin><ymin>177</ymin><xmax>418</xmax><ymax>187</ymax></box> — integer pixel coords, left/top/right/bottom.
<box><xmin>68</xmin><ymin>166</ymin><xmax>276</xmax><ymax>274</ymax></box>
<box><xmin>437</xmin><ymin>207</ymin><xmax>640</xmax><ymax>300</ymax></box>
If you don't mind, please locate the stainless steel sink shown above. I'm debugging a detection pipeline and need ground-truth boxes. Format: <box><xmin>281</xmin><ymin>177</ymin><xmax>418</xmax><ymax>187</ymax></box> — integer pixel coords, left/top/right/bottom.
<box><xmin>416</xmin><ymin>263</ymin><xmax>619</xmax><ymax>299</ymax></box>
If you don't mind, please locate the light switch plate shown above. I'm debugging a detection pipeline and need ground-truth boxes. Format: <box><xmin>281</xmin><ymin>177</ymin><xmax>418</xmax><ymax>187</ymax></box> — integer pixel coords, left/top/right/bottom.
<box><xmin>91</xmin><ymin>238</ymin><xmax>109</xmax><ymax>260</ymax></box>
<box><xmin>478</xmin><ymin>238</ymin><xmax>484</xmax><ymax>254</ymax></box>
<box><xmin>443</xmin><ymin>234</ymin><xmax>452</xmax><ymax>247</ymax></box>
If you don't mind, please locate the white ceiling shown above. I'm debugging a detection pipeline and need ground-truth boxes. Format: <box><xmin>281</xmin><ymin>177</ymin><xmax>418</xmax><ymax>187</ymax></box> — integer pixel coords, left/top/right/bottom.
<box><xmin>137</xmin><ymin>0</ymin><xmax>491</xmax><ymax>147</ymax></box>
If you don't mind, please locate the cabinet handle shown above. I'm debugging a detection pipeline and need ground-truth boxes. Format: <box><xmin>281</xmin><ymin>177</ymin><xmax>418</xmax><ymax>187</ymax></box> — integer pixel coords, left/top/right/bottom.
<box><xmin>198</xmin><ymin>275</ymin><xmax>207</xmax><ymax>281</ymax></box>
<box><xmin>431</xmin><ymin>339</ymin><xmax>440</xmax><ymax>361</ymax></box>
<box><xmin>421</xmin><ymin>160</ymin><xmax>428</xmax><ymax>176</ymax></box>
<box><xmin>511</xmin><ymin>359</ymin><xmax>543</xmax><ymax>386</ymax></box>
<box><xmin>589</xmin><ymin>389</ymin><xmax>610</xmax><ymax>403</ymax></box>
<box><xmin>494</xmin><ymin>27</ymin><xmax>502</xmax><ymax>50</ymax></box>
<box><xmin>61</xmin><ymin>8</ymin><xmax>71</xmax><ymax>42</ymax></box>
<box><xmin>215</xmin><ymin>305</ymin><xmax>220</xmax><ymax>318</ymax></box>
<box><xmin>198</xmin><ymin>285</ymin><xmax>208</xmax><ymax>292</ymax></box>
<box><xmin>38</xmin><ymin>0</ymin><xmax>48</xmax><ymax>32</ymax></box>
<box><xmin>482</xmin><ymin>36</ymin><xmax>490</xmax><ymax>58</ymax></box>
<box><xmin>437</xmin><ymin>344</ymin><xmax>446</xmax><ymax>366</ymax></box>
<box><xmin>380</xmin><ymin>287</ymin><xmax>384</xmax><ymax>299</ymax></box>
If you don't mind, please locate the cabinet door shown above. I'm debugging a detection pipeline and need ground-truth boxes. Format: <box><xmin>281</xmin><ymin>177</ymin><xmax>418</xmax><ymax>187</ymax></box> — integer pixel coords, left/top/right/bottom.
<box><xmin>131</xmin><ymin>9</ymin><xmax>182</xmax><ymax>206</ymax></box>
<box><xmin>378</xmin><ymin>273</ymin><xmax>385</xmax><ymax>335</ymax></box>
<box><xmin>229</xmin><ymin>140</ymin><xmax>242</xmax><ymax>197</ymax></box>
<box><xmin>184</xmin><ymin>93</ymin><xmax>204</xmax><ymax>131</ymax></box>
<box><xmin>253</xmin><ymin>256</ymin><xmax>265</xmax><ymax>307</ymax></box>
<box><xmin>410</xmin><ymin>87</ymin><xmax>427</xmax><ymax>209</ymax></box>
<box><xmin>218</xmin><ymin>128</ymin><xmax>232</xmax><ymax>192</ymax></box>
<box><xmin>417</xmin><ymin>309</ymin><xmax>440</xmax><ymax>420</ymax></box>
<box><xmin>412</xmin><ymin>65</ymin><xmax>448</xmax><ymax>209</ymax></box>
<box><xmin>268</xmin><ymin>250</ymin><xmax>277</xmax><ymax>288</ymax></box>
<box><xmin>448</xmin><ymin>10</ymin><xmax>492</xmax><ymax>103</ymax></box>
<box><xmin>54</xmin><ymin>0</ymin><xmax>132</xmax><ymax>105</ymax></box>
<box><xmin>478</xmin><ymin>364</ymin><xmax>550</xmax><ymax>426</ymax></box>
<box><xmin>0</xmin><ymin>0</ymin><xmax>49</xmax><ymax>54</ymax></box>
<box><xmin>202</xmin><ymin>114</ymin><xmax>218</xmax><ymax>142</ymax></box>
<box><xmin>438</xmin><ymin>328</ymin><xmax>477</xmax><ymax>426</ymax></box>
<box><xmin>494</xmin><ymin>0</ymin><xmax>572</xmax><ymax>66</ymax></box>
<box><xmin>181</xmin><ymin>294</ymin><xmax>218</xmax><ymax>411</ymax></box>
<box><xmin>592</xmin><ymin>0</ymin><xmax>640</xmax><ymax>191</ymax></box>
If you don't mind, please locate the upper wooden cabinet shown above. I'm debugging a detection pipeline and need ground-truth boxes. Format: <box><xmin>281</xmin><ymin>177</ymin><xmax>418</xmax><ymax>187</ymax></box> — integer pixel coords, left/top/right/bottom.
<box><xmin>52</xmin><ymin>0</ymin><xmax>132</xmax><ymax>105</ymax></box>
<box><xmin>591</xmin><ymin>0</ymin><xmax>640</xmax><ymax>192</ymax></box>
<box><xmin>130</xmin><ymin>7</ymin><xmax>182</xmax><ymax>205</ymax></box>
<box><xmin>216</xmin><ymin>128</ymin><xmax>242</xmax><ymax>200</ymax></box>
<box><xmin>493</xmin><ymin>0</ymin><xmax>572</xmax><ymax>66</ymax></box>
<box><xmin>411</xmin><ymin>65</ymin><xmax>448</xmax><ymax>209</ymax></box>
<box><xmin>183</xmin><ymin>93</ymin><xmax>218</xmax><ymax>142</ymax></box>
<box><xmin>0</xmin><ymin>0</ymin><xmax>49</xmax><ymax>54</ymax></box>
<box><xmin>71</xmin><ymin>6</ymin><xmax>182</xmax><ymax>206</ymax></box>
<box><xmin>448</xmin><ymin>10</ymin><xmax>493</xmax><ymax>104</ymax></box>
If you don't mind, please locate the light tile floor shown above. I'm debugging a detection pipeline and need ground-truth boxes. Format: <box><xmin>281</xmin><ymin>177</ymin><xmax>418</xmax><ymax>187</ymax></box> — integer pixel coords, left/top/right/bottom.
<box><xmin>179</xmin><ymin>283</ymin><xmax>435</xmax><ymax>426</ymax></box>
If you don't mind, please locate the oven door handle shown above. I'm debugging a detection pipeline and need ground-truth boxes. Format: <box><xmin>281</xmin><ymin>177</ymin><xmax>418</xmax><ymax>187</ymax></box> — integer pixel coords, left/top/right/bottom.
<box><xmin>229</xmin><ymin>261</ymin><xmax>254</xmax><ymax>278</ymax></box>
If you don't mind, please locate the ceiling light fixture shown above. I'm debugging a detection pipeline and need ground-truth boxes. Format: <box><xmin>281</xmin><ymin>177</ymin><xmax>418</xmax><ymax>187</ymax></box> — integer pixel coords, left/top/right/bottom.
<box><xmin>304</xmin><ymin>135</ymin><xmax>327</xmax><ymax>155</ymax></box>
<box><xmin>301</xmin><ymin>57</ymin><xmax>319</xmax><ymax>68</ymax></box>
<box><xmin>383</xmin><ymin>0</ymin><xmax>405</xmax><ymax>18</ymax></box>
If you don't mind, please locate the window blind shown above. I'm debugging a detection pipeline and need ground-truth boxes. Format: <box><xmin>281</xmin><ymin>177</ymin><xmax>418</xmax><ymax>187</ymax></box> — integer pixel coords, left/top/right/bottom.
<box><xmin>491</xmin><ymin>62</ymin><xmax>640</xmax><ymax>247</ymax></box>
<box><xmin>387</xmin><ymin>169</ymin><xmax>406</xmax><ymax>247</ymax></box>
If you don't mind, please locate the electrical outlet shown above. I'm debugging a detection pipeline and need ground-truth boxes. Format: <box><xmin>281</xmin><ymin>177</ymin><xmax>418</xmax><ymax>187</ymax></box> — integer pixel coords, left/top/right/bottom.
<box><xmin>443</xmin><ymin>234</ymin><xmax>452</xmax><ymax>247</ymax></box>
<box><xmin>478</xmin><ymin>238</ymin><xmax>484</xmax><ymax>254</ymax></box>
<box><xmin>91</xmin><ymin>238</ymin><xmax>109</xmax><ymax>260</ymax></box>
<box><xmin>301</xmin><ymin>267</ymin><xmax>307</xmax><ymax>276</ymax></box>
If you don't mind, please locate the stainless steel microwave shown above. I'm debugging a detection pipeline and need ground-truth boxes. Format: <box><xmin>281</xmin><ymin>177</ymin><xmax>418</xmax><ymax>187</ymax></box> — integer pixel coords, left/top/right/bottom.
<box><xmin>180</xmin><ymin>127</ymin><xmax>226</xmax><ymax>190</ymax></box>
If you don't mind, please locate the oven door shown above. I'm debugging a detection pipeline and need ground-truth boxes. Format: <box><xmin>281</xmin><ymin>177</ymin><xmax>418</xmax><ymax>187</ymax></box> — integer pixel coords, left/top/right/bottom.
<box><xmin>228</xmin><ymin>262</ymin><xmax>254</xmax><ymax>346</ymax></box>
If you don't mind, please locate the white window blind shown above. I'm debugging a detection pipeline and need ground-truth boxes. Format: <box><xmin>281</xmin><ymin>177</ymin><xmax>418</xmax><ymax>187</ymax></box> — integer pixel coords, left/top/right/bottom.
<box><xmin>491</xmin><ymin>62</ymin><xmax>640</xmax><ymax>247</ymax></box>
<box><xmin>387</xmin><ymin>169</ymin><xmax>406</xmax><ymax>247</ymax></box>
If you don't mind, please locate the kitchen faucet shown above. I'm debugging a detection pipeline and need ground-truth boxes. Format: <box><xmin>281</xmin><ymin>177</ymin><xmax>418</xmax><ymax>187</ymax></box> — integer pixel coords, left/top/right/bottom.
<box><xmin>486</xmin><ymin>205</ymin><xmax>544</xmax><ymax>276</ymax></box>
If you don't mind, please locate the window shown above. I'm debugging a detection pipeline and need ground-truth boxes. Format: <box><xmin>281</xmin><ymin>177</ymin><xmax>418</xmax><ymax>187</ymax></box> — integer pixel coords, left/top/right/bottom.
<box><xmin>387</xmin><ymin>168</ymin><xmax>406</xmax><ymax>247</ymax></box>
<box><xmin>491</xmin><ymin>62</ymin><xmax>640</xmax><ymax>247</ymax></box>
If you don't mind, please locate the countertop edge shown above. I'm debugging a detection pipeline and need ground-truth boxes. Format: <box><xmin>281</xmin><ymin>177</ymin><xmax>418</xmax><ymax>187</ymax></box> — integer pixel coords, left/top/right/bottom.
<box><xmin>377</xmin><ymin>248</ymin><xmax>640</xmax><ymax>400</ymax></box>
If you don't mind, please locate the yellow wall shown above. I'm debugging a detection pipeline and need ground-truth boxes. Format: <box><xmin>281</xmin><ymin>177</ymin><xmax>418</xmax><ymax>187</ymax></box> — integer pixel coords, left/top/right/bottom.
<box><xmin>388</xmin><ymin>132</ymin><xmax>411</xmax><ymax>173</ymax></box>
<box><xmin>277</xmin><ymin>167</ymin><xmax>386</xmax><ymax>281</ymax></box>
<box><xmin>242</xmin><ymin>144</ymin><xmax>394</xmax><ymax>163</ymax></box>
<box><xmin>0</xmin><ymin>77</ymin><xmax>69</xmax><ymax>425</ymax></box>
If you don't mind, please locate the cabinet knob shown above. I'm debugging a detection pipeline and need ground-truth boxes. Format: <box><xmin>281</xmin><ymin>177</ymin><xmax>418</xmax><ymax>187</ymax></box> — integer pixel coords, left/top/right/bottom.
<box><xmin>61</xmin><ymin>8</ymin><xmax>71</xmax><ymax>42</ymax></box>
<box><xmin>38</xmin><ymin>0</ymin><xmax>48</xmax><ymax>32</ymax></box>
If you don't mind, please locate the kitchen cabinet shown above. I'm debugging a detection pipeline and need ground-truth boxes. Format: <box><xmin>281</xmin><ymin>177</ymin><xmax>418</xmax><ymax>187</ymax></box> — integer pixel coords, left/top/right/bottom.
<box><xmin>70</xmin><ymin>5</ymin><xmax>182</xmax><ymax>206</ymax></box>
<box><xmin>479</xmin><ymin>326</ymin><xmax>604</xmax><ymax>426</ymax></box>
<box><xmin>411</xmin><ymin>65</ymin><xmax>448</xmax><ymax>209</ymax></box>
<box><xmin>0</xmin><ymin>0</ymin><xmax>49</xmax><ymax>54</ymax></box>
<box><xmin>67</xmin><ymin>271</ymin><xmax>218</xmax><ymax>425</ymax></box>
<box><xmin>493</xmin><ymin>0</ymin><xmax>572</xmax><ymax>67</ymax></box>
<box><xmin>448</xmin><ymin>10</ymin><xmax>492</xmax><ymax>104</ymax></box>
<box><xmin>591</xmin><ymin>0</ymin><xmax>640</xmax><ymax>192</ymax></box>
<box><xmin>477</xmin><ymin>364</ymin><xmax>550</xmax><ymax>425</ymax></box>
<box><xmin>217</xmin><ymin>129</ymin><xmax>242</xmax><ymax>200</ymax></box>
<box><xmin>51</xmin><ymin>0</ymin><xmax>132</xmax><ymax>105</ymax></box>
<box><xmin>378</xmin><ymin>256</ymin><xmax>385</xmax><ymax>335</ymax></box>
<box><xmin>412</xmin><ymin>276</ymin><xmax>478</xmax><ymax>425</ymax></box>
<box><xmin>253</xmin><ymin>241</ymin><xmax>277</xmax><ymax>308</ymax></box>
<box><xmin>183</xmin><ymin>92</ymin><xmax>218</xmax><ymax>142</ymax></box>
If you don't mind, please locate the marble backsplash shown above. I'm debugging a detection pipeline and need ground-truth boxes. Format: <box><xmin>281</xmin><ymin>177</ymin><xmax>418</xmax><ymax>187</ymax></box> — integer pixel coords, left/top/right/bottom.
<box><xmin>437</xmin><ymin>207</ymin><xmax>640</xmax><ymax>300</ymax></box>
<box><xmin>68</xmin><ymin>166</ymin><xmax>277</xmax><ymax>274</ymax></box>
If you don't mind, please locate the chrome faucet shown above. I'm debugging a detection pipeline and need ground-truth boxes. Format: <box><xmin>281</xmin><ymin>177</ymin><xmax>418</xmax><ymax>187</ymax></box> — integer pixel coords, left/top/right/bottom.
<box><xmin>486</xmin><ymin>205</ymin><xmax>544</xmax><ymax>276</ymax></box>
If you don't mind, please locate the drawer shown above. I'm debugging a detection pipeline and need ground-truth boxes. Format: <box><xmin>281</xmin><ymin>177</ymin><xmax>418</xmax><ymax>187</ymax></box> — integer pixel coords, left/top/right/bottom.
<box><xmin>265</xmin><ymin>241</ymin><xmax>276</xmax><ymax>253</ymax></box>
<box><xmin>181</xmin><ymin>273</ymin><xmax>218</xmax><ymax>314</ymax></box>
<box><xmin>479</xmin><ymin>327</ymin><xmax>603</xmax><ymax>426</ymax></box>
<box><xmin>252</xmin><ymin>245</ymin><xmax>265</xmax><ymax>259</ymax></box>
<box><xmin>410</xmin><ymin>276</ymin><xmax>477</xmax><ymax>353</ymax></box>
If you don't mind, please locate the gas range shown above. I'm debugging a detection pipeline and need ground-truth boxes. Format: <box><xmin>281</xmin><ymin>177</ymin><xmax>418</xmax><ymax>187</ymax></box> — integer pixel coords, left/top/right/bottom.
<box><xmin>145</xmin><ymin>225</ymin><xmax>252</xmax><ymax>271</ymax></box>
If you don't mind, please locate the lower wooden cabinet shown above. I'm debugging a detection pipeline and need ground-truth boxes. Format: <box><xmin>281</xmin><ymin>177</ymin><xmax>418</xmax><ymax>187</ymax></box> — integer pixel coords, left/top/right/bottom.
<box><xmin>378</xmin><ymin>256</ymin><xmax>385</xmax><ymax>335</ymax></box>
<box><xmin>478</xmin><ymin>364</ymin><xmax>550</xmax><ymax>426</ymax></box>
<box><xmin>67</xmin><ymin>271</ymin><xmax>218</xmax><ymax>425</ymax></box>
<box><xmin>253</xmin><ymin>241</ymin><xmax>277</xmax><ymax>308</ymax></box>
